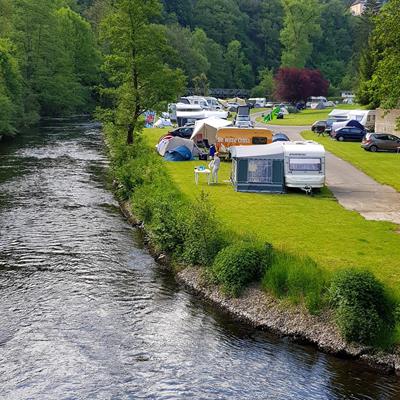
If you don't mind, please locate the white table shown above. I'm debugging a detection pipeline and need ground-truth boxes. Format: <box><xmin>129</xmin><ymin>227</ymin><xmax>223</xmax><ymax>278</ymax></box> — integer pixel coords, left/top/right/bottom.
<box><xmin>194</xmin><ymin>168</ymin><xmax>211</xmax><ymax>185</ymax></box>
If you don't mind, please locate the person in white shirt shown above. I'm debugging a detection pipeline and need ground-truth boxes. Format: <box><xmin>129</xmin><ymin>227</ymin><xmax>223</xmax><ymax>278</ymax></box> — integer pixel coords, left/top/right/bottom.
<box><xmin>208</xmin><ymin>152</ymin><xmax>221</xmax><ymax>184</ymax></box>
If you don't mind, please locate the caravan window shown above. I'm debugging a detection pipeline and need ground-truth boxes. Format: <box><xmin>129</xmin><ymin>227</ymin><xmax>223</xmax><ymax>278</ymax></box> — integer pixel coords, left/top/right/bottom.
<box><xmin>289</xmin><ymin>158</ymin><xmax>321</xmax><ymax>172</ymax></box>
<box><xmin>247</xmin><ymin>159</ymin><xmax>273</xmax><ymax>183</ymax></box>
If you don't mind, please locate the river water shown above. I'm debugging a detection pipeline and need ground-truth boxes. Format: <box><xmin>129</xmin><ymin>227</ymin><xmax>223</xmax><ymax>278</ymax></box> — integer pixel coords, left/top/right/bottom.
<box><xmin>0</xmin><ymin>119</ymin><xmax>399</xmax><ymax>399</ymax></box>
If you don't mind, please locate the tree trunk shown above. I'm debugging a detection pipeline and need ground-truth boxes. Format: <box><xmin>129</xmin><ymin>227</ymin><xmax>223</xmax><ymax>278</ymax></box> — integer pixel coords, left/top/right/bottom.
<box><xmin>127</xmin><ymin>123</ymin><xmax>134</xmax><ymax>145</ymax></box>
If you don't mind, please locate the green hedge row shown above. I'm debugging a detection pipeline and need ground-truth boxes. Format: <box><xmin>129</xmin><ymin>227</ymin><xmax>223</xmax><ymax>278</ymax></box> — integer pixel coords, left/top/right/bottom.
<box><xmin>106</xmin><ymin>125</ymin><xmax>398</xmax><ymax>348</ymax></box>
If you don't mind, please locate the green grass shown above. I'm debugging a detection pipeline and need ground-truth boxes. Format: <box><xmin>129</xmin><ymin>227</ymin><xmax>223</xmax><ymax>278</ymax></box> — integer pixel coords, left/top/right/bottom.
<box><xmin>145</xmin><ymin>127</ymin><xmax>400</xmax><ymax>295</ymax></box>
<box><xmin>256</xmin><ymin>104</ymin><xmax>367</xmax><ymax>126</ymax></box>
<box><xmin>302</xmin><ymin>131</ymin><xmax>400</xmax><ymax>192</ymax></box>
<box><xmin>250</xmin><ymin>107</ymin><xmax>269</xmax><ymax>114</ymax></box>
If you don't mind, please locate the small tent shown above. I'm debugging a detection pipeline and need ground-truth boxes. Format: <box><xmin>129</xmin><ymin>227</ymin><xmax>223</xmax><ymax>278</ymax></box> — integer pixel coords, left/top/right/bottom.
<box><xmin>230</xmin><ymin>143</ymin><xmax>285</xmax><ymax>193</ymax></box>
<box><xmin>164</xmin><ymin>146</ymin><xmax>193</xmax><ymax>161</ymax></box>
<box><xmin>190</xmin><ymin>117</ymin><xmax>232</xmax><ymax>145</ymax></box>
<box><xmin>157</xmin><ymin>136</ymin><xmax>194</xmax><ymax>157</ymax></box>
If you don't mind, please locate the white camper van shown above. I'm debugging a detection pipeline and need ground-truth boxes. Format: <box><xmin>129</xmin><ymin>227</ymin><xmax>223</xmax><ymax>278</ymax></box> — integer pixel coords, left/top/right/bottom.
<box><xmin>282</xmin><ymin>141</ymin><xmax>326</xmax><ymax>193</ymax></box>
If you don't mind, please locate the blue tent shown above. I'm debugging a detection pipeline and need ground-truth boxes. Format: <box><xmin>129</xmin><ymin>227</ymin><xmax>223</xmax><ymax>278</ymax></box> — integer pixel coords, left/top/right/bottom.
<box><xmin>164</xmin><ymin>145</ymin><xmax>193</xmax><ymax>161</ymax></box>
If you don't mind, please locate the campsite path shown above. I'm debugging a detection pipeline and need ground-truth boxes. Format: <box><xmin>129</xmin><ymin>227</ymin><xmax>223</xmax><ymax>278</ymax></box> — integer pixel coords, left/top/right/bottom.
<box><xmin>252</xmin><ymin>112</ymin><xmax>400</xmax><ymax>225</ymax></box>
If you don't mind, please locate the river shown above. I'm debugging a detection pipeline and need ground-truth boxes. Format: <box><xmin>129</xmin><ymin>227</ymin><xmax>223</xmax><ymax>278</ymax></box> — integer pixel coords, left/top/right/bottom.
<box><xmin>0</xmin><ymin>119</ymin><xmax>399</xmax><ymax>399</ymax></box>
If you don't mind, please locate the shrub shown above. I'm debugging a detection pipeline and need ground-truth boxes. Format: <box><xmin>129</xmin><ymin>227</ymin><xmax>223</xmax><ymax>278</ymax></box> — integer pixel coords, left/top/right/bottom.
<box><xmin>180</xmin><ymin>191</ymin><xmax>227</xmax><ymax>267</ymax></box>
<box><xmin>329</xmin><ymin>269</ymin><xmax>395</xmax><ymax>345</ymax></box>
<box><xmin>209</xmin><ymin>241</ymin><xmax>273</xmax><ymax>297</ymax></box>
<box><xmin>262</xmin><ymin>251</ymin><xmax>327</xmax><ymax>314</ymax></box>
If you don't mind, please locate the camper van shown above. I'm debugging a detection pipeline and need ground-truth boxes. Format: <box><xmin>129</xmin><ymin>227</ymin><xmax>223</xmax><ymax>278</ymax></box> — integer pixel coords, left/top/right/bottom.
<box><xmin>282</xmin><ymin>141</ymin><xmax>325</xmax><ymax>192</ymax></box>
<box><xmin>171</xmin><ymin>103</ymin><xmax>228</xmax><ymax>126</ymax></box>
<box><xmin>181</xmin><ymin>96</ymin><xmax>209</xmax><ymax>109</ymax></box>
<box><xmin>216</xmin><ymin>127</ymin><xmax>273</xmax><ymax>155</ymax></box>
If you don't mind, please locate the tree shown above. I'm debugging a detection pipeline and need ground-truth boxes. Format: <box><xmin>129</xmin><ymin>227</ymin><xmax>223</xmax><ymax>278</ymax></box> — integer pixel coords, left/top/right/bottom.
<box><xmin>309</xmin><ymin>0</ymin><xmax>354</xmax><ymax>89</ymax></box>
<box><xmin>274</xmin><ymin>67</ymin><xmax>329</xmax><ymax>103</ymax></box>
<box><xmin>99</xmin><ymin>0</ymin><xmax>186</xmax><ymax>144</ymax></box>
<box><xmin>251</xmin><ymin>68</ymin><xmax>274</xmax><ymax>98</ymax></box>
<box><xmin>280</xmin><ymin>0</ymin><xmax>322</xmax><ymax>68</ymax></box>
<box><xmin>0</xmin><ymin>39</ymin><xmax>23</xmax><ymax>136</ymax></box>
<box><xmin>358</xmin><ymin>0</ymin><xmax>400</xmax><ymax>110</ymax></box>
<box><xmin>225</xmin><ymin>40</ymin><xmax>253</xmax><ymax>89</ymax></box>
<box><xmin>193</xmin><ymin>0</ymin><xmax>243</xmax><ymax>46</ymax></box>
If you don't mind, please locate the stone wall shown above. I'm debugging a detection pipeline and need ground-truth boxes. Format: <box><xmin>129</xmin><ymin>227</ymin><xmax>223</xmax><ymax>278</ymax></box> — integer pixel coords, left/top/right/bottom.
<box><xmin>375</xmin><ymin>109</ymin><xmax>400</xmax><ymax>134</ymax></box>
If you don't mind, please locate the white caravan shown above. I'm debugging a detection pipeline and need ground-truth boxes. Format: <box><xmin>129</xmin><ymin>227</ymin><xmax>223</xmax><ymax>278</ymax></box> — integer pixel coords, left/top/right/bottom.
<box><xmin>282</xmin><ymin>141</ymin><xmax>326</xmax><ymax>193</ymax></box>
<box><xmin>328</xmin><ymin>109</ymin><xmax>376</xmax><ymax>130</ymax></box>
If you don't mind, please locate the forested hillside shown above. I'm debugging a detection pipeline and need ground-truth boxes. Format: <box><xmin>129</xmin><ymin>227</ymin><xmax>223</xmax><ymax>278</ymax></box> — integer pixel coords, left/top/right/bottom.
<box><xmin>0</xmin><ymin>0</ymin><xmax>398</xmax><ymax>139</ymax></box>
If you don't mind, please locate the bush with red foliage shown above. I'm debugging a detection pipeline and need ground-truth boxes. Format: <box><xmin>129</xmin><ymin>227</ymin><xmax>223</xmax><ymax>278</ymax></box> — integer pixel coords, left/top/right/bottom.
<box><xmin>274</xmin><ymin>68</ymin><xmax>329</xmax><ymax>104</ymax></box>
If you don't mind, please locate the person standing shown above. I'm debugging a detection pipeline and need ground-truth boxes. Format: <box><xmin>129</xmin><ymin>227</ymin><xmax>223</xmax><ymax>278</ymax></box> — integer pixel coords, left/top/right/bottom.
<box><xmin>209</xmin><ymin>152</ymin><xmax>221</xmax><ymax>184</ymax></box>
<box><xmin>209</xmin><ymin>144</ymin><xmax>216</xmax><ymax>159</ymax></box>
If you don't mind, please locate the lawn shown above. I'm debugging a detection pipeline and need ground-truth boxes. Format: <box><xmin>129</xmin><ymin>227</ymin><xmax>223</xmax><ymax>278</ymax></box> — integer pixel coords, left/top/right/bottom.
<box><xmin>256</xmin><ymin>104</ymin><xmax>366</xmax><ymax>127</ymax></box>
<box><xmin>145</xmin><ymin>128</ymin><xmax>400</xmax><ymax>293</ymax></box>
<box><xmin>302</xmin><ymin>131</ymin><xmax>400</xmax><ymax>192</ymax></box>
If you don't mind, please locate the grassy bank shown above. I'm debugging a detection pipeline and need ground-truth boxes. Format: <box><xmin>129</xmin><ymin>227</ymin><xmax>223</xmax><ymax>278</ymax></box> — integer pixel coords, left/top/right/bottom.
<box><xmin>107</xmin><ymin>124</ymin><xmax>400</xmax><ymax>347</ymax></box>
<box><xmin>256</xmin><ymin>104</ymin><xmax>366</xmax><ymax>127</ymax></box>
<box><xmin>302</xmin><ymin>131</ymin><xmax>400</xmax><ymax>192</ymax></box>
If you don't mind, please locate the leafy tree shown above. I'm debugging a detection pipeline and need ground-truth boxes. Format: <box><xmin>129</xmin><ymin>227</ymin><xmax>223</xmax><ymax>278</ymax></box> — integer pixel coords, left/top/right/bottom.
<box><xmin>251</xmin><ymin>68</ymin><xmax>274</xmax><ymax>98</ymax></box>
<box><xmin>162</xmin><ymin>0</ymin><xmax>194</xmax><ymax>27</ymax></box>
<box><xmin>358</xmin><ymin>0</ymin><xmax>400</xmax><ymax>109</ymax></box>
<box><xmin>274</xmin><ymin>67</ymin><xmax>329</xmax><ymax>103</ymax></box>
<box><xmin>165</xmin><ymin>25</ymin><xmax>209</xmax><ymax>84</ymax></box>
<box><xmin>193</xmin><ymin>73</ymin><xmax>209</xmax><ymax>96</ymax></box>
<box><xmin>309</xmin><ymin>0</ymin><xmax>354</xmax><ymax>88</ymax></box>
<box><xmin>193</xmin><ymin>0</ymin><xmax>243</xmax><ymax>46</ymax></box>
<box><xmin>280</xmin><ymin>0</ymin><xmax>322</xmax><ymax>68</ymax></box>
<box><xmin>225</xmin><ymin>40</ymin><xmax>253</xmax><ymax>89</ymax></box>
<box><xmin>99</xmin><ymin>0</ymin><xmax>185</xmax><ymax>144</ymax></box>
<box><xmin>0</xmin><ymin>39</ymin><xmax>23</xmax><ymax>136</ymax></box>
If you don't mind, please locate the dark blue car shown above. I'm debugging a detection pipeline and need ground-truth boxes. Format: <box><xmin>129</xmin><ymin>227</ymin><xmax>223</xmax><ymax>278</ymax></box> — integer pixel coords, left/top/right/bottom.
<box><xmin>272</xmin><ymin>133</ymin><xmax>290</xmax><ymax>142</ymax></box>
<box><xmin>332</xmin><ymin>126</ymin><xmax>367</xmax><ymax>142</ymax></box>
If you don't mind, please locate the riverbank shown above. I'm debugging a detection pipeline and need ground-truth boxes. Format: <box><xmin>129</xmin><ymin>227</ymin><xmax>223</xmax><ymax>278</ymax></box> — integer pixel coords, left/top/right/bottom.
<box><xmin>119</xmin><ymin>198</ymin><xmax>400</xmax><ymax>374</ymax></box>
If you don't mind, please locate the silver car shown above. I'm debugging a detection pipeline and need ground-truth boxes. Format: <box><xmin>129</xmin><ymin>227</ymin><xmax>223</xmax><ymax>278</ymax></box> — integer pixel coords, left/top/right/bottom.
<box><xmin>361</xmin><ymin>133</ymin><xmax>400</xmax><ymax>152</ymax></box>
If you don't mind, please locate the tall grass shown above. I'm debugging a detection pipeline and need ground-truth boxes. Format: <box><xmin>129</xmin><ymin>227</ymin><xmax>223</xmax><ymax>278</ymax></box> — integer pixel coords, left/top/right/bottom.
<box><xmin>262</xmin><ymin>251</ymin><xmax>328</xmax><ymax>314</ymax></box>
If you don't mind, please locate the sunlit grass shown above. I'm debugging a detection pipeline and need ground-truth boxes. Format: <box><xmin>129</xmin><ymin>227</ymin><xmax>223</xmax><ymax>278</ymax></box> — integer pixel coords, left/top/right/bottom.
<box><xmin>144</xmin><ymin>127</ymin><xmax>400</xmax><ymax>295</ymax></box>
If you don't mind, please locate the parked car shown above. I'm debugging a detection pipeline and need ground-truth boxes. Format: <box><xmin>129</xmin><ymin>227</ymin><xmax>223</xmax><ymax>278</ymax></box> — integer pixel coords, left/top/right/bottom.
<box><xmin>311</xmin><ymin>120</ymin><xmax>327</xmax><ymax>133</ymax></box>
<box><xmin>361</xmin><ymin>133</ymin><xmax>400</xmax><ymax>152</ymax></box>
<box><xmin>331</xmin><ymin>126</ymin><xmax>367</xmax><ymax>142</ymax></box>
<box><xmin>272</xmin><ymin>133</ymin><xmax>290</xmax><ymax>142</ymax></box>
<box><xmin>168</xmin><ymin>124</ymin><xmax>194</xmax><ymax>139</ymax></box>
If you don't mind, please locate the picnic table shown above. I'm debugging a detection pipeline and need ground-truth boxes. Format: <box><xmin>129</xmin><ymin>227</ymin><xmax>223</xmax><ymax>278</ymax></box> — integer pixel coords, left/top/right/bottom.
<box><xmin>194</xmin><ymin>168</ymin><xmax>211</xmax><ymax>185</ymax></box>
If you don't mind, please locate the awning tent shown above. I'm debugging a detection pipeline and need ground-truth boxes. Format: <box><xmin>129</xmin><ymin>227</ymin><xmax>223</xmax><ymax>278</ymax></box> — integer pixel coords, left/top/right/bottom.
<box><xmin>190</xmin><ymin>117</ymin><xmax>232</xmax><ymax>145</ymax></box>
<box><xmin>157</xmin><ymin>136</ymin><xmax>194</xmax><ymax>157</ymax></box>
<box><xmin>331</xmin><ymin>119</ymin><xmax>364</xmax><ymax>132</ymax></box>
<box><xmin>230</xmin><ymin>143</ymin><xmax>285</xmax><ymax>193</ymax></box>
